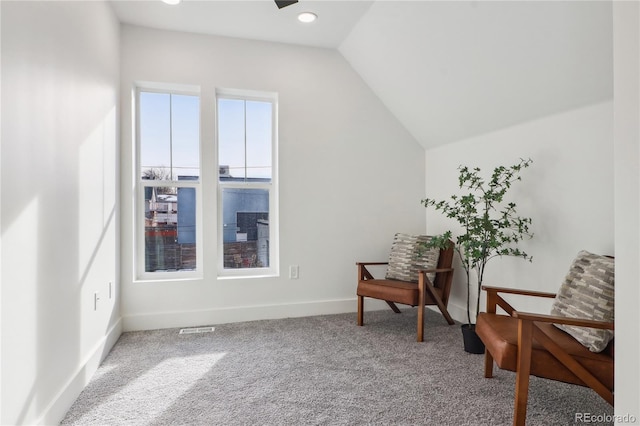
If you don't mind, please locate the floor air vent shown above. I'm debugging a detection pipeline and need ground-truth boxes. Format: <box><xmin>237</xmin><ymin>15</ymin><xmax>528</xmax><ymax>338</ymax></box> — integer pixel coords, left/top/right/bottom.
<box><xmin>179</xmin><ymin>326</ymin><xmax>215</xmax><ymax>335</ymax></box>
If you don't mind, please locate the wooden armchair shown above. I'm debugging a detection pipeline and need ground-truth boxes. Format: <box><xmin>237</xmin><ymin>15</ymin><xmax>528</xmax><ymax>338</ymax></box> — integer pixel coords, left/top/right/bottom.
<box><xmin>476</xmin><ymin>285</ymin><xmax>614</xmax><ymax>426</ymax></box>
<box><xmin>356</xmin><ymin>237</ymin><xmax>455</xmax><ymax>342</ymax></box>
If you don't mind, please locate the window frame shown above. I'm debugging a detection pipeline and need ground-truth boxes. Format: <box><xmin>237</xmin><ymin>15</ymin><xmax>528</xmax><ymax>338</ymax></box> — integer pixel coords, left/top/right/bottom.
<box><xmin>134</xmin><ymin>85</ymin><xmax>203</xmax><ymax>282</ymax></box>
<box><xmin>216</xmin><ymin>88</ymin><xmax>279</xmax><ymax>279</ymax></box>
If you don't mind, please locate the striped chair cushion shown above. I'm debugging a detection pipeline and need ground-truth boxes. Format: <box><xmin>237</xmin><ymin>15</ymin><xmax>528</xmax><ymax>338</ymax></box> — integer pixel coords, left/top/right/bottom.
<box><xmin>551</xmin><ymin>251</ymin><xmax>615</xmax><ymax>352</ymax></box>
<box><xmin>385</xmin><ymin>233</ymin><xmax>439</xmax><ymax>284</ymax></box>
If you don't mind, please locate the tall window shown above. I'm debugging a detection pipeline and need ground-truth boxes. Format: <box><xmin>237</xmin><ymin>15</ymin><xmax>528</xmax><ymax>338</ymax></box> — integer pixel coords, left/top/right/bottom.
<box><xmin>137</xmin><ymin>89</ymin><xmax>201</xmax><ymax>279</ymax></box>
<box><xmin>217</xmin><ymin>90</ymin><xmax>278</xmax><ymax>276</ymax></box>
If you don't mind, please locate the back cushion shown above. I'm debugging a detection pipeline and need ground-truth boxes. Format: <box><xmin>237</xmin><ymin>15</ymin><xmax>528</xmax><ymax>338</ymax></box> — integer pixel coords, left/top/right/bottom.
<box><xmin>385</xmin><ymin>233</ymin><xmax>440</xmax><ymax>283</ymax></box>
<box><xmin>551</xmin><ymin>251</ymin><xmax>614</xmax><ymax>352</ymax></box>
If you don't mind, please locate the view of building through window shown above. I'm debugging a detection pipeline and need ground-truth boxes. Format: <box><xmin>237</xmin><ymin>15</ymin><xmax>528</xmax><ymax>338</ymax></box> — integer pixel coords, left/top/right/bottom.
<box><xmin>139</xmin><ymin>91</ymin><xmax>200</xmax><ymax>274</ymax></box>
<box><xmin>137</xmin><ymin>88</ymin><xmax>276</xmax><ymax>277</ymax></box>
<box><xmin>218</xmin><ymin>95</ymin><xmax>275</xmax><ymax>272</ymax></box>
<box><xmin>221</xmin><ymin>187</ymin><xmax>269</xmax><ymax>268</ymax></box>
<box><xmin>142</xmin><ymin>185</ymin><xmax>196</xmax><ymax>272</ymax></box>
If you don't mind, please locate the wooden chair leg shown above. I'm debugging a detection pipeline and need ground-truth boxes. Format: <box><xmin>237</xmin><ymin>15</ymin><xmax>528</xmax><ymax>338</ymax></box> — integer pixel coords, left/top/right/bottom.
<box><xmin>417</xmin><ymin>303</ymin><xmax>424</xmax><ymax>342</ymax></box>
<box><xmin>514</xmin><ymin>319</ymin><xmax>533</xmax><ymax>426</ymax></box>
<box><xmin>435</xmin><ymin>304</ymin><xmax>455</xmax><ymax>325</ymax></box>
<box><xmin>357</xmin><ymin>295</ymin><xmax>364</xmax><ymax>326</ymax></box>
<box><xmin>417</xmin><ymin>276</ymin><xmax>426</xmax><ymax>342</ymax></box>
<box><xmin>484</xmin><ymin>350</ymin><xmax>494</xmax><ymax>378</ymax></box>
<box><xmin>424</xmin><ymin>281</ymin><xmax>455</xmax><ymax>325</ymax></box>
<box><xmin>386</xmin><ymin>301</ymin><xmax>401</xmax><ymax>313</ymax></box>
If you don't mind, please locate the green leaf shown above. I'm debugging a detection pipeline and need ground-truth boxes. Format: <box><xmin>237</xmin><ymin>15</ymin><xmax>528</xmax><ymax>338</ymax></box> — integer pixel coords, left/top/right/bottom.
<box><xmin>422</xmin><ymin>158</ymin><xmax>533</xmax><ymax>323</ymax></box>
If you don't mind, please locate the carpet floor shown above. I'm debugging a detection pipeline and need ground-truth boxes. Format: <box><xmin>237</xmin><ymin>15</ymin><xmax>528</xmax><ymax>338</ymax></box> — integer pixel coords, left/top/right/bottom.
<box><xmin>61</xmin><ymin>308</ymin><xmax>613</xmax><ymax>425</ymax></box>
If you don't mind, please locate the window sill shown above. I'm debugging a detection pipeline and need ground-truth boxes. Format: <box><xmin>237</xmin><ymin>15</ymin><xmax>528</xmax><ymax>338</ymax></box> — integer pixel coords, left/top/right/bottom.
<box><xmin>134</xmin><ymin>271</ymin><xmax>203</xmax><ymax>283</ymax></box>
<box><xmin>217</xmin><ymin>269</ymin><xmax>279</xmax><ymax>280</ymax></box>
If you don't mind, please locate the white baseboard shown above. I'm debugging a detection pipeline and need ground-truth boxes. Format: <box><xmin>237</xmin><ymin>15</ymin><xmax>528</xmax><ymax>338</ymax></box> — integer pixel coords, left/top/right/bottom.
<box><xmin>122</xmin><ymin>298</ymin><xmax>395</xmax><ymax>332</ymax></box>
<box><xmin>122</xmin><ymin>298</ymin><xmax>470</xmax><ymax>332</ymax></box>
<box><xmin>37</xmin><ymin>318</ymin><xmax>123</xmax><ymax>425</ymax></box>
<box><xmin>443</xmin><ymin>301</ymin><xmax>469</xmax><ymax>324</ymax></box>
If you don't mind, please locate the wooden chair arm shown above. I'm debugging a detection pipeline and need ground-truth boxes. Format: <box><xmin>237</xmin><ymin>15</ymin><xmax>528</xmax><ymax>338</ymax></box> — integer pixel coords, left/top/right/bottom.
<box><xmin>419</xmin><ymin>268</ymin><xmax>454</xmax><ymax>274</ymax></box>
<box><xmin>513</xmin><ymin>311</ymin><xmax>614</xmax><ymax>330</ymax></box>
<box><xmin>482</xmin><ymin>285</ymin><xmax>557</xmax><ymax>299</ymax></box>
<box><xmin>357</xmin><ymin>262</ymin><xmax>388</xmax><ymax>281</ymax></box>
<box><xmin>483</xmin><ymin>285</ymin><xmax>556</xmax><ymax>316</ymax></box>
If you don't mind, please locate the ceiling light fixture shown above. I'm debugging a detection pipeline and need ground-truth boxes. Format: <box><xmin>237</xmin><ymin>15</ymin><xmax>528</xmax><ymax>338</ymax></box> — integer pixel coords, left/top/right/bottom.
<box><xmin>162</xmin><ymin>0</ymin><xmax>181</xmax><ymax>5</ymax></box>
<box><xmin>297</xmin><ymin>12</ymin><xmax>317</xmax><ymax>23</ymax></box>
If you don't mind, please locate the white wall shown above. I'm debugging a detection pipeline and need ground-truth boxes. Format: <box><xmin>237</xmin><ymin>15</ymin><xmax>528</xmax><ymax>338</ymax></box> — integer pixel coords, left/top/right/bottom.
<box><xmin>120</xmin><ymin>25</ymin><xmax>425</xmax><ymax>330</ymax></box>
<box><xmin>0</xmin><ymin>2</ymin><xmax>120</xmax><ymax>424</ymax></box>
<box><xmin>613</xmin><ymin>1</ymin><xmax>640</xmax><ymax>419</ymax></box>
<box><xmin>339</xmin><ymin>1</ymin><xmax>612</xmax><ymax>148</ymax></box>
<box><xmin>424</xmin><ymin>102</ymin><xmax>614</xmax><ymax>322</ymax></box>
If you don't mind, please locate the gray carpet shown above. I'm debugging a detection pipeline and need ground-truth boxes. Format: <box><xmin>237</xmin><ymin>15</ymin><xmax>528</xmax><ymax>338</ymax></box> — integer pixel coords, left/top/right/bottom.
<box><xmin>61</xmin><ymin>309</ymin><xmax>613</xmax><ymax>425</ymax></box>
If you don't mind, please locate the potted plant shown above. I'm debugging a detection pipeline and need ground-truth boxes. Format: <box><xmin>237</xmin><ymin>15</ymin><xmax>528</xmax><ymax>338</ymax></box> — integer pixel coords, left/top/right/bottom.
<box><xmin>422</xmin><ymin>158</ymin><xmax>533</xmax><ymax>353</ymax></box>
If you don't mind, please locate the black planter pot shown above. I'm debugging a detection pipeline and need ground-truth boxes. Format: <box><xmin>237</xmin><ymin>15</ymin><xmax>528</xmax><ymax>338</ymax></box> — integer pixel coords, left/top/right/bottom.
<box><xmin>461</xmin><ymin>324</ymin><xmax>485</xmax><ymax>354</ymax></box>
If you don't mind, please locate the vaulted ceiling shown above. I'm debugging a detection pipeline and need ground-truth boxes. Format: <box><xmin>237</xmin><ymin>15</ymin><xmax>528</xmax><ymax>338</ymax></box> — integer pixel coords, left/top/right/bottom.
<box><xmin>111</xmin><ymin>0</ymin><xmax>613</xmax><ymax>149</ymax></box>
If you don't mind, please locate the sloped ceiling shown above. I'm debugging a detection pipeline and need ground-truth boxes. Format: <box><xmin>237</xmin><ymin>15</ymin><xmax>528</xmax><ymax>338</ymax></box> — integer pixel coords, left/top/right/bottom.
<box><xmin>339</xmin><ymin>1</ymin><xmax>613</xmax><ymax>148</ymax></box>
<box><xmin>111</xmin><ymin>0</ymin><xmax>613</xmax><ymax>149</ymax></box>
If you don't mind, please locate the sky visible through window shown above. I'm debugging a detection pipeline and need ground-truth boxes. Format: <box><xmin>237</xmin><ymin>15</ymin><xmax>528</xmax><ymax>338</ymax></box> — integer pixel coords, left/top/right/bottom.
<box><xmin>139</xmin><ymin>92</ymin><xmax>273</xmax><ymax>181</ymax></box>
<box><xmin>218</xmin><ymin>98</ymin><xmax>272</xmax><ymax>181</ymax></box>
<box><xmin>140</xmin><ymin>92</ymin><xmax>200</xmax><ymax>180</ymax></box>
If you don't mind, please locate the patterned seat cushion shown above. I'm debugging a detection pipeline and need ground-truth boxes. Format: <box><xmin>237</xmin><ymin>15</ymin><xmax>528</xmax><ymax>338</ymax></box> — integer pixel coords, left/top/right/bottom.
<box><xmin>551</xmin><ymin>251</ymin><xmax>615</xmax><ymax>353</ymax></box>
<box><xmin>385</xmin><ymin>233</ymin><xmax>440</xmax><ymax>283</ymax></box>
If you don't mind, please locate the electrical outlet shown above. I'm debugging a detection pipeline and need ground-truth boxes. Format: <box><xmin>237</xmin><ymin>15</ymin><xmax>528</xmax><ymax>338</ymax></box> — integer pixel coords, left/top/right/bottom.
<box><xmin>289</xmin><ymin>265</ymin><xmax>299</xmax><ymax>279</ymax></box>
<box><xmin>94</xmin><ymin>292</ymin><xmax>100</xmax><ymax>311</ymax></box>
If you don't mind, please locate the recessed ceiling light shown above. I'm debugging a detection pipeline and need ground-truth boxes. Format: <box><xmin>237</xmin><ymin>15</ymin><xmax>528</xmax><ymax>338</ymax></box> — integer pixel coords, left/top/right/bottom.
<box><xmin>298</xmin><ymin>12</ymin><xmax>317</xmax><ymax>23</ymax></box>
<box><xmin>162</xmin><ymin>0</ymin><xmax>181</xmax><ymax>5</ymax></box>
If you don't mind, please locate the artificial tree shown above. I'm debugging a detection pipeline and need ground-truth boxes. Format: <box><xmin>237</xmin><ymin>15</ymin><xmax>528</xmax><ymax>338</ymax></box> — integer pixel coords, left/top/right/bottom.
<box><xmin>422</xmin><ymin>158</ymin><xmax>534</xmax><ymax>326</ymax></box>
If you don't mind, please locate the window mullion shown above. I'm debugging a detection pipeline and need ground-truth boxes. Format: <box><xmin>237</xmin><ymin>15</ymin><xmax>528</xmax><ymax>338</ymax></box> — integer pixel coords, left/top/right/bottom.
<box><xmin>169</xmin><ymin>94</ymin><xmax>174</xmax><ymax>180</ymax></box>
<box><xmin>244</xmin><ymin>100</ymin><xmax>248</xmax><ymax>182</ymax></box>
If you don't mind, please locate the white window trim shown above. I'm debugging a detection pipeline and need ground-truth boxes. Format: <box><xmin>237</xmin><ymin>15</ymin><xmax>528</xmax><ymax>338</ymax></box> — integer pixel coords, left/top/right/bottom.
<box><xmin>216</xmin><ymin>88</ymin><xmax>279</xmax><ymax>279</ymax></box>
<box><xmin>134</xmin><ymin>85</ymin><xmax>203</xmax><ymax>282</ymax></box>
